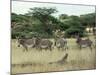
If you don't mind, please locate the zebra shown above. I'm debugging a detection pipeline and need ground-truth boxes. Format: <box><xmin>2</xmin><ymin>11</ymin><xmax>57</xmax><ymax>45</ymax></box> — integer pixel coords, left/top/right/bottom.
<box><xmin>35</xmin><ymin>38</ymin><xmax>53</xmax><ymax>51</ymax></box>
<box><xmin>17</xmin><ymin>37</ymin><xmax>36</xmax><ymax>51</ymax></box>
<box><xmin>55</xmin><ymin>38</ymin><xmax>68</xmax><ymax>51</ymax></box>
<box><xmin>76</xmin><ymin>35</ymin><xmax>94</xmax><ymax>51</ymax></box>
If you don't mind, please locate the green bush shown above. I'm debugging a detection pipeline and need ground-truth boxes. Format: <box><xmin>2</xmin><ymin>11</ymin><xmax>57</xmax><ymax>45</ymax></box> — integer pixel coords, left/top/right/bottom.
<box><xmin>64</xmin><ymin>27</ymin><xmax>84</xmax><ymax>38</ymax></box>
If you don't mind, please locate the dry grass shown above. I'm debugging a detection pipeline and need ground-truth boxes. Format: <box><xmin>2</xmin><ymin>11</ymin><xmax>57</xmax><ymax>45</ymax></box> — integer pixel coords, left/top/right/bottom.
<box><xmin>11</xmin><ymin>36</ymin><xmax>96</xmax><ymax>74</ymax></box>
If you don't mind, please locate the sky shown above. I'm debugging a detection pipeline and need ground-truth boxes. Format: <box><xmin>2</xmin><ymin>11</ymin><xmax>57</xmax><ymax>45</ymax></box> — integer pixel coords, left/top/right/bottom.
<box><xmin>12</xmin><ymin>1</ymin><xmax>95</xmax><ymax>17</ymax></box>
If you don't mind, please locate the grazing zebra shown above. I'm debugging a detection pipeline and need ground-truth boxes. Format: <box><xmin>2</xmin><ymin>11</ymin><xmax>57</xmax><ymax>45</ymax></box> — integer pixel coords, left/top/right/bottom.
<box><xmin>55</xmin><ymin>38</ymin><xmax>68</xmax><ymax>50</ymax></box>
<box><xmin>17</xmin><ymin>37</ymin><xmax>36</xmax><ymax>51</ymax></box>
<box><xmin>76</xmin><ymin>35</ymin><xmax>93</xmax><ymax>51</ymax></box>
<box><xmin>36</xmin><ymin>38</ymin><xmax>53</xmax><ymax>51</ymax></box>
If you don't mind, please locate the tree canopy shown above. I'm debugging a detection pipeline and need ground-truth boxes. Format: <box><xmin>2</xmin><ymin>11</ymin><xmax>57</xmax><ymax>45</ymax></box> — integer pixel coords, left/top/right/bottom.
<box><xmin>11</xmin><ymin>7</ymin><xmax>96</xmax><ymax>38</ymax></box>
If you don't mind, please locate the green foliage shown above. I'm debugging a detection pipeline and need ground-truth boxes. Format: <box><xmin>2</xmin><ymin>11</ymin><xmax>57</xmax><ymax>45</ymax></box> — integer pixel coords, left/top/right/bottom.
<box><xmin>27</xmin><ymin>7</ymin><xmax>58</xmax><ymax>35</ymax></box>
<box><xmin>59</xmin><ymin>14</ymin><xmax>69</xmax><ymax>20</ymax></box>
<box><xmin>64</xmin><ymin>27</ymin><xmax>84</xmax><ymax>38</ymax></box>
<box><xmin>80</xmin><ymin>13</ymin><xmax>96</xmax><ymax>27</ymax></box>
<box><xmin>11</xmin><ymin>7</ymin><xmax>95</xmax><ymax>39</ymax></box>
<box><xmin>60</xmin><ymin>14</ymin><xmax>85</xmax><ymax>38</ymax></box>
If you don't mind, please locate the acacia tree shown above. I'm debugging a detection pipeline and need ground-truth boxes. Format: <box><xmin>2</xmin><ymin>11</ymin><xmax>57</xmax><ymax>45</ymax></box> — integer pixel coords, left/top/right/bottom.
<box><xmin>11</xmin><ymin>7</ymin><xmax>63</xmax><ymax>38</ymax></box>
<box><xmin>26</xmin><ymin>7</ymin><xmax>58</xmax><ymax>35</ymax></box>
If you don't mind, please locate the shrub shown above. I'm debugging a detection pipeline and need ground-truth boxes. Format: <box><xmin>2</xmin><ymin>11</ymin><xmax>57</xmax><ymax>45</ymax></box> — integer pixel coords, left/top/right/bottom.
<box><xmin>64</xmin><ymin>27</ymin><xmax>84</xmax><ymax>38</ymax></box>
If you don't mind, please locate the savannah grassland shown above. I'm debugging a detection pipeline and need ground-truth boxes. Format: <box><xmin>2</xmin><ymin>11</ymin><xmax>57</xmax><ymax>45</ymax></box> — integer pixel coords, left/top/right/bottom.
<box><xmin>11</xmin><ymin>36</ymin><xmax>96</xmax><ymax>74</ymax></box>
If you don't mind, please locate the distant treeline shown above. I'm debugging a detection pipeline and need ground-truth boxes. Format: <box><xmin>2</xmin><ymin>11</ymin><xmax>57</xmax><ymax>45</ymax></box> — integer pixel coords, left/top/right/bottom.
<box><xmin>11</xmin><ymin>7</ymin><xmax>96</xmax><ymax>38</ymax></box>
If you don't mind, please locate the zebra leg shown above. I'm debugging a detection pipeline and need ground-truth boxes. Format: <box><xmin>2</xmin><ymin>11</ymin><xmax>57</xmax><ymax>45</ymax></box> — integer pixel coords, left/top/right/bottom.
<box><xmin>22</xmin><ymin>44</ymin><xmax>28</xmax><ymax>52</ymax></box>
<box><xmin>37</xmin><ymin>48</ymin><xmax>41</xmax><ymax>51</ymax></box>
<box><xmin>57</xmin><ymin>47</ymin><xmax>60</xmax><ymax>50</ymax></box>
<box><xmin>62</xmin><ymin>47</ymin><xmax>65</xmax><ymax>51</ymax></box>
<box><xmin>38</xmin><ymin>47</ymin><xmax>42</xmax><ymax>51</ymax></box>
<box><xmin>65</xmin><ymin>45</ymin><xmax>68</xmax><ymax>50</ymax></box>
<box><xmin>45</xmin><ymin>47</ymin><xmax>48</xmax><ymax>51</ymax></box>
<box><xmin>92</xmin><ymin>43</ymin><xmax>96</xmax><ymax>48</ymax></box>
<box><xmin>49</xmin><ymin>46</ymin><xmax>52</xmax><ymax>51</ymax></box>
<box><xmin>36</xmin><ymin>45</ymin><xmax>41</xmax><ymax>51</ymax></box>
<box><xmin>79</xmin><ymin>45</ymin><xmax>82</xmax><ymax>50</ymax></box>
<box><xmin>60</xmin><ymin>47</ymin><xmax>62</xmax><ymax>51</ymax></box>
<box><xmin>25</xmin><ymin>46</ymin><xmax>28</xmax><ymax>52</ymax></box>
<box><xmin>54</xmin><ymin>41</ymin><xmax>56</xmax><ymax>46</ymax></box>
<box><xmin>66</xmin><ymin>46</ymin><xmax>68</xmax><ymax>49</ymax></box>
<box><xmin>64</xmin><ymin>47</ymin><xmax>66</xmax><ymax>51</ymax></box>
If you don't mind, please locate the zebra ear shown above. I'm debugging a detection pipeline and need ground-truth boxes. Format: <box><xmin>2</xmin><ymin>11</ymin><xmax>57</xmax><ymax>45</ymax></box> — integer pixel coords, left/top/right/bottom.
<box><xmin>16</xmin><ymin>36</ymin><xmax>19</xmax><ymax>40</ymax></box>
<box><xmin>15</xmin><ymin>36</ymin><xmax>18</xmax><ymax>39</ymax></box>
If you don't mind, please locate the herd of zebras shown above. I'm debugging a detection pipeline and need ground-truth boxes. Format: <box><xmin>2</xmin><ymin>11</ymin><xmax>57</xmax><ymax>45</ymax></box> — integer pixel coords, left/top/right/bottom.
<box><xmin>17</xmin><ymin>35</ymin><xmax>95</xmax><ymax>52</ymax></box>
